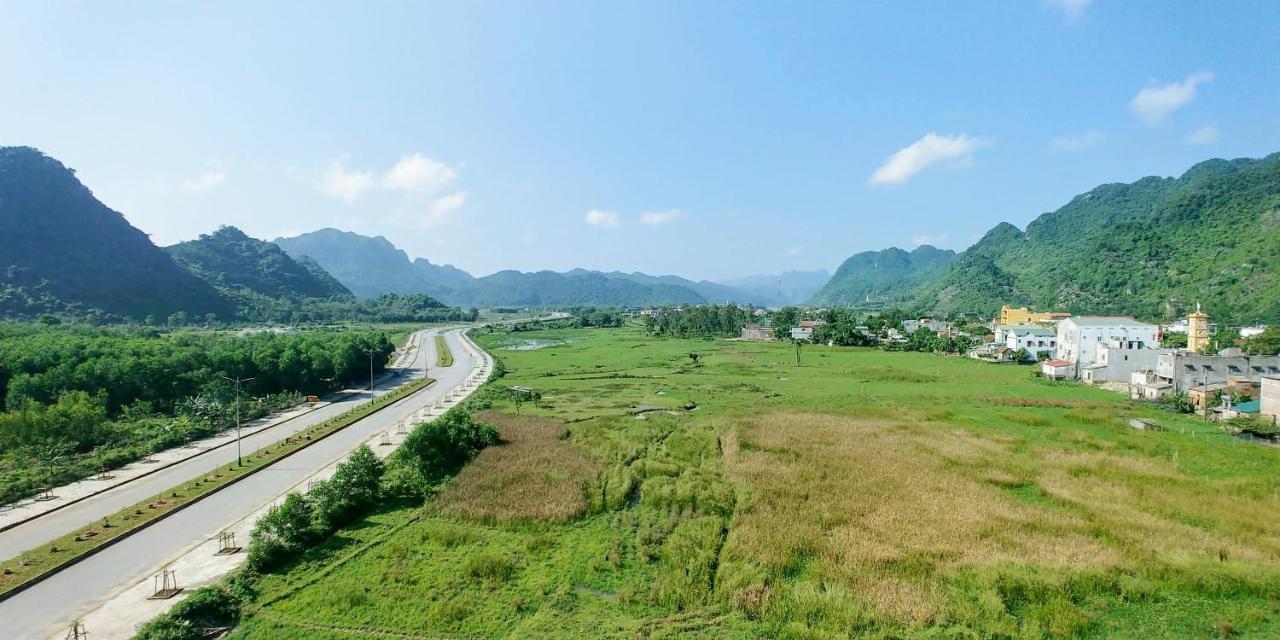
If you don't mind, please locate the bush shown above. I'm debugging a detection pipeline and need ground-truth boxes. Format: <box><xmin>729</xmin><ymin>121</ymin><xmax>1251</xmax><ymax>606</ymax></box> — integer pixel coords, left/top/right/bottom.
<box><xmin>391</xmin><ymin>409</ymin><xmax>499</xmax><ymax>488</ymax></box>
<box><xmin>246</xmin><ymin>492</ymin><xmax>315</xmax><ymax>572</ymax></box>
<box><xmin>310</xmin><ymin>445</ymin><xmax>384</xmax><ymax>532</ymax></box>
<box><xmin>132</xmin><ymin>585</ymin><xmax>241</xmax><ymax>640</ymax></box>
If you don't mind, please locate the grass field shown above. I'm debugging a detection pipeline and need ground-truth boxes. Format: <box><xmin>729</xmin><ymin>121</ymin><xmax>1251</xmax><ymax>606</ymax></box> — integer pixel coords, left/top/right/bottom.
<box><xmin>436</xmin><ymin>334</ymin><xmax>454</xmax><ymax>368</ymax></box>
<box><xmin>228</xmin><ymin>325</ymin><xmax>1280</xmax><ymax>639</ymax></box>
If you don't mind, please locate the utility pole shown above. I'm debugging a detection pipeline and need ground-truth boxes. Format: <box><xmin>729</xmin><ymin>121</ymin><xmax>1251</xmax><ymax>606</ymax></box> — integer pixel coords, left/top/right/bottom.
<box><xmin>363</xmin><ymin>347</ymin><xmax>378</xmax><ymax>403</ymax></box>
<box><xmin>220</xmin><ymin>375</ymin><xmax>255</xmax><ymax>466</ymax></box>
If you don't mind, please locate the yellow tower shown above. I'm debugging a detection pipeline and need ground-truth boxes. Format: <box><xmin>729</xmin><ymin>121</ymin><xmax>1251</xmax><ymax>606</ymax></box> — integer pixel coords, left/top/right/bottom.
<box><xmin>1187</xmin><ymin>302</ymin><xmax>1210</xmax><ymax>353</ymax></box>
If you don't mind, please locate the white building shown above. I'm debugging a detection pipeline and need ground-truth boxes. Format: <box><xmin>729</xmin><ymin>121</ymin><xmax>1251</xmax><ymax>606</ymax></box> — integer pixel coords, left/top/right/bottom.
<box><xmin>1081</xmin><ymin>339</ymin><xmax>1161</xmax><ymax>384</ymax></box>
<box><xmin>995</xmin><ymin>324</ymin><xmax>1056</xmax><ymax>360</ymax></box>
<box><xmin>1056</xmin><ymin>316</ymin><xmax>1160</xmax><ymax>375</ymax></box>
<box><xmin>1263</xmin><ymin>376</ymin><xmax>1280</xmax><ymax>421</ymax></box>
<box><xmin>1241</xmin><ymin>325</ymin><xmax>1268</xmax><ymax>339</ymax></box>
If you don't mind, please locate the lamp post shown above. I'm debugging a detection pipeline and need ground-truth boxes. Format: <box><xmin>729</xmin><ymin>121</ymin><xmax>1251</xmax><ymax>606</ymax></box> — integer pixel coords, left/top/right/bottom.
<box><xmin>220</xmin><ymin>375</ymin><xmax>255</xmax><ymax>466</ymax></box>
<box><xmin>363</xmin><ymin>347</ymin><xmax>378</xmax><ymax>403</ymax></box>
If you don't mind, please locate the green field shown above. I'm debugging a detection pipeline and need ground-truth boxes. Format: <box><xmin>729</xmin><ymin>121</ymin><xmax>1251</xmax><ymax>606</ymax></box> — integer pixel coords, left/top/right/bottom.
<box><xmin>227</xmin><ymin>325</ymin><xmax>1280</xmax><ymax>639</ymax></box>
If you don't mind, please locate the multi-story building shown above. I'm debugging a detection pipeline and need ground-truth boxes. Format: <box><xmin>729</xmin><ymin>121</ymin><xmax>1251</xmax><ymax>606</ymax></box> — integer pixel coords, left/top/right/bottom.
<box><xmin>1262</xmin><ymin>376</ymin><xmax>1280</xmax><ymax>421</ymax></box>
<box><xmin>995</xmin><ymin>324</ymin><xmax>1056</xmax><ymax>360</ymax></box>
<box><xmin>1081</xmin><ymin>338</ymin><xmax>1161</xmax><ymax>384</ymax></box>
<box><xmin>1055</xmin><ymin>316</ymin><xmax>1160</xmax><ymax>374</ymax></box>
<box><xmin>1155</xmin><ymin>349</ymin><xmax>1280</xmax><ymax>393</ymax></box>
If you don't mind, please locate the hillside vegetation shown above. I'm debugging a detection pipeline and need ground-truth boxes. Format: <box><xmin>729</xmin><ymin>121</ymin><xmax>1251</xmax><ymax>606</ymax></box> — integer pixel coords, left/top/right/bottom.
<box><xmin>818</xmin><ymin>152</ymin><xmax>1280</xmax><ymax>324</ymax></box>
<box><xmin>167</xmin><ymin>226</ymin><xmax>354</xmax><ymax>301</ymax></box>
<box><xmin>0</xmin><ymin>146</ymin><xmax>233</xmax><ymax>321</ymax></box>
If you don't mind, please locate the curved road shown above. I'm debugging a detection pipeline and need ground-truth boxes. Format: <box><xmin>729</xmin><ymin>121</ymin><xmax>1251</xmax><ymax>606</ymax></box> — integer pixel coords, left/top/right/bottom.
<box><xmin>2</xmin><ymin>327</ymin><xmax>484</xmax><ymax>640</ymax></box>
<box><xmin>0</xmin><ymin>329</ymin><xmax>432</xmax><ymax>562</ymax></box>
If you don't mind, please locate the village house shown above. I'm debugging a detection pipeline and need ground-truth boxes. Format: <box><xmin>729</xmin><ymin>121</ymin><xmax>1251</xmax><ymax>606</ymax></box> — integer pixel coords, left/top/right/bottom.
<box><xmin>1130</xmin><ymin>370</ymin><xmax>1172</xmax><ymax>401</ymax></box>
<box><xmin>1055</xmin><ymin>316</ymin><xmax>1159</xmax><ymax>377</ymax></box>
<box><xmin>902</xmin><ymin>318</ymin><xmax>953</xmax><ymax>335</ymax></box>
<box><xmin>790</xmin><ymin>319</ymin><xmax>825</xmax><ymax>341</ymax></box>
<box><xmin>739</xmin><ymin>323</ymin><xmax>775</xmax><ymax>342</ymax></box>
<box><xmin>994</xmin><ymin>324</ymin><xmax>1056</xmax><ymax>360</ymax></box>
<box><xmin>1041</xmin><ymin>359</ymin><xmax>1073</xmax><ymax>380</ymax></box>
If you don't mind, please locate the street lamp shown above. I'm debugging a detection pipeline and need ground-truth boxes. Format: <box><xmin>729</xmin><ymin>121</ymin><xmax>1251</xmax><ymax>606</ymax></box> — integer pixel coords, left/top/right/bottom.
<box><xmin>362</xmin><ymin>347</ymin><xmax>378</xmax><ymax>403</ymax></box>
<box><xmin>220</xmin><ymin>375</ymin><xmax>255</xmax><ymax>466</ymax></box>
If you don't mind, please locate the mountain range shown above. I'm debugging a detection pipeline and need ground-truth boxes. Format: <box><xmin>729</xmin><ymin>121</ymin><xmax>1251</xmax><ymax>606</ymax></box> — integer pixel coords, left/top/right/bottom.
<box><xmin>273</xmin><ymin>229</ymin><xmax>789</xmax><ymax>308</ymax></box>
<box><xmin>4</xmin><ymin>144</ymin><xmax>1279</xmax><ymax>325</ymax></box>
<box><xmin>815</xmin><ymin>153</ymin><xmax>1280</xmax><ymax>324</ymax></box>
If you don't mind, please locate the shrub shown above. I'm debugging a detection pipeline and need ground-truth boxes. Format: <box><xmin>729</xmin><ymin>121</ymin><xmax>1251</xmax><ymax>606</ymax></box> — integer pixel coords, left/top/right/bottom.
<box><xmin>391</xmin><ymin>409</ymin><xmax>499</xmax><ymax>487</ymax></box>
<box><xmin>246</xmin><ymin>492</ymin><xmax>315</xmax><ymax>572</ymax></box>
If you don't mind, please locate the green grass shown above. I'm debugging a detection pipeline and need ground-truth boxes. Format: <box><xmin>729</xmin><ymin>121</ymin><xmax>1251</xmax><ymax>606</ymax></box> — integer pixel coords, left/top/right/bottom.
<box><xmin>436</xmin><ymin>334</ymin><xmax>454</xmax><ymax>368</ymax></box>
<box><xmin>0</xmin><ymin>377</ymin><xmax>435</xmax><ymax>600</ymax></box>
<box><xmin>225</xmin><ymin>325</ymin><xmax>1280</xmax><ymax>639</ymax></box>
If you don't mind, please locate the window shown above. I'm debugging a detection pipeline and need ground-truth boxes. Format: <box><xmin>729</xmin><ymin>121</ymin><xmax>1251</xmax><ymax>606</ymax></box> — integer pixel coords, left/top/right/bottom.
<box><xmin>1253</xmin><ymin>366</ymin><xmax>1265</xmax><ymax>374</ymax></box>
<box><xmin>1270</xmin><ymin>366</ymin><xmax>1280</xmax><ymax>374</ymax></box>
<box><xmin>1184</xmin><ymin>365</ymin><xmax>1196</xmax><ymax>373</ymax></box>
<box><xmin>1228</xmin><ymin>365</ymin><xmax>1241</xmax><ymax>374</ymax></box>
<box><xmin>1204</xmin><ymin>365</ymin><xmax>1215</xmax><ymax>372</ymax></box>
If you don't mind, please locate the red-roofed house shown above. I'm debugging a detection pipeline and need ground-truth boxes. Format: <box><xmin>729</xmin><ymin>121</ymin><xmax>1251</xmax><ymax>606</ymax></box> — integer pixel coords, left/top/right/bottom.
<box><xmin>1041</xmin><ymin>359</ymin><xmax>1073</xmax><ymax>380</ymax></box>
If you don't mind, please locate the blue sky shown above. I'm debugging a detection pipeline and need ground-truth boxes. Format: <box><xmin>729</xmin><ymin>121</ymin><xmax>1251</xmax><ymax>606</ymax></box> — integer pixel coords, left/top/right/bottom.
<box><xmin>3</xmin><ymin>1</ymin><xmax>1278</xmax><ymax>280</ymax></box>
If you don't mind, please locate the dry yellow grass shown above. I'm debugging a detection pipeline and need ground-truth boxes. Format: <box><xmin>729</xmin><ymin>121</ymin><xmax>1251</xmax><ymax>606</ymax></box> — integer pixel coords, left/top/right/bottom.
<box><xmin>721</xmin><ymin>411</ymin><xmax>1280</xmax><ymax>625</ymax></box>
<box><xmin>433</xmin><ymin>412</ymin><xmax>601</xmax><ymax>522</ymax></box>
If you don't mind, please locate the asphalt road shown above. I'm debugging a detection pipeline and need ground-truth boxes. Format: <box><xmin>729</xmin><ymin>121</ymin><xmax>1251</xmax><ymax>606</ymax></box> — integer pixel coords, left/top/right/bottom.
<box><xmin>1</xmin><ymin>327</ymin><xmax>479</xmax><ymax>640</ymax></box>
<box><xmin>0</xmin><ymin>330</ymin><xmax>432</xmax><ymax>563</ymax></box>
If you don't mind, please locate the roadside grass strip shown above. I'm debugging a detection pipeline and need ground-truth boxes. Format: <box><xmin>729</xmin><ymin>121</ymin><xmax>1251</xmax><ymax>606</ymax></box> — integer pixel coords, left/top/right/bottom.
<box><xmin>435</xmin><ymin>335</ymin><xmax>454</xmax><ymax>368</ymax></box>
<box><xmin>0</xmin><ymin>376</ymin><xmax>435</xmax><ymax>601</ymax></box>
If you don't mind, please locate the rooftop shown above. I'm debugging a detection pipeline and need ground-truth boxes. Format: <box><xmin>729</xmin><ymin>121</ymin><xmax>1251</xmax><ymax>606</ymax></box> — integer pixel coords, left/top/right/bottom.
<box><xmin>1065</xmin><ymin>316</ymin><xmax>1157</xmax><ymax>328</ymax></box>
<box><xmin>1003</xmin><ymin>324</ymin><xmax>1055</xmax><ymax>336</ymax></box>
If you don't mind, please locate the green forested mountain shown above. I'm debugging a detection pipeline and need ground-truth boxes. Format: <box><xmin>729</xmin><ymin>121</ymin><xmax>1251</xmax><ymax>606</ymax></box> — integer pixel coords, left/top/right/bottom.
<box><xmin>167</xmin><ymin>226</ymin><xmax>354</xmax><ymax>301</ymax></box>
<box><xmin>810</xmin><ymin>245</ymin><xmax>956</xmax><ymax>306</ymax></box>
<box><xmin>0</xmin><ymin>146</ymin><xmax>233</xmax><ymax>321</ymax></box>
<box><xmin>818</xmin><ymin>152</ymin><xmax>1280</xmax><ymax>324</ymax></box>
<box><xmin>274</xmin><ymin>228</ymin><xmax>468</xmax><ymax>300</ymax></box>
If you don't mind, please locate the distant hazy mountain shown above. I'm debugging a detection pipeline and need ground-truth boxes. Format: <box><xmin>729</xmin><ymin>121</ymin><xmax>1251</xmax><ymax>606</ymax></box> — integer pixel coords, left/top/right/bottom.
<box><xmin>166</xmin><ymin>226</ymin><xmax>353</xmax><ymax>301</ymax></box>
<box><xmin>0</xmin><ymin>146</ymin><xmax>233</xmax><ymax>320</ymax></box>
<box><xmin>453</xmin><ymin>270</ymin><xmax>706</xmax><ymax>307</ymax></box>
<box><xmin>567</xmin><ymin>270</ymin><xmax>771</xmax><ymax>306</ymax></box>
<box><xmin>274</xmin><ymin>228</ymin><xmax>466</xmax><ymax>300</ymax></box>
<box><xmin>810</xmin><ymin>246</ymin><xmax>956</xmax><ymax>307</ymax></box>
<box><xmin>717</xmin><ymin>270</ymin><xmax>831</xmax><ymax>306</ymax></box>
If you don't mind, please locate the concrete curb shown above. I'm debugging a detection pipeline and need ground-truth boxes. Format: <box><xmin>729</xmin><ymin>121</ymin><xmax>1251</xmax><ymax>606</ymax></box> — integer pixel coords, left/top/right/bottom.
<box><xmin>0</xmin><ymin>376</ymin><xmax>436</xmax><ymax>605</ymax></box>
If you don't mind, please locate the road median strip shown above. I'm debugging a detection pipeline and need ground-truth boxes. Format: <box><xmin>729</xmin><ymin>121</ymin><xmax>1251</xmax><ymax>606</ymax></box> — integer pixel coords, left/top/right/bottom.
<box><xmin>0</xmin><ymin>376</ymin><xmax>435</xmax><ymax>602</ymax></box>
<box><xmin>436</xmin><ymin>334</ymin><xmax>454</xmax><ymax>367</ymax></box>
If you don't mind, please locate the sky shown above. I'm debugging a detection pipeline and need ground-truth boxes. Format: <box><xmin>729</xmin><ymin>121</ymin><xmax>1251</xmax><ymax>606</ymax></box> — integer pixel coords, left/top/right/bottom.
<box><xmin>2</xmin><ymin>1</ymin><xmax>1279</xmax><ymax>281</ymax></box>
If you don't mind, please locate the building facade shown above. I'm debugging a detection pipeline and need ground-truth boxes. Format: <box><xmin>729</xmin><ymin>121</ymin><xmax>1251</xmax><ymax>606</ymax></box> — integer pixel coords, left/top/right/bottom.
<box><xmin>1156</xmin><ymin>350</ymin><xmax>1280</xmax><ymax>393</ymax></box>
<box><xmin>1055</xmin><ymin>316</ymin><xmax>1160</xmax><ymax>373</ymax></box>
<box><xmin>1080</xmin><ymin>339</ymin><xmax>1161</xmax><ymax>384</ymax></box>
<box><xmin>1187</xmin><ymin>303</ymin><xmax>1211</xmax><ymax>353</ymax></box>
<box><xmin>740</xmin><ymin>324</ymin><xmax>774</xmax><ymax>341</ymax></box>
<box><xmin>995</xmin><ymin>324</ymin><xmax>1057</xmax><ymax>360</ymax></box>
<box><xmin>1262</xmin><ymin>376</ymin><xmax>1280</xmax><ymax>420</ymax></box>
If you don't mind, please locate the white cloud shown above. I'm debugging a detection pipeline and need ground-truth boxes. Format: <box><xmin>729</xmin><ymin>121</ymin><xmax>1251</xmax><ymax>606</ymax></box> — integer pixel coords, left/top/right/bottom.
<box><xmin>639</xmin><ymin>209</ymin><xmax>683</xmax><ymax>226</ymax></box>
<box><xmin>318</xmin><ymin>161</ymin><xmax>378</xmax><ymax>203</ymax></box>
<box><xmin>1043</xmin><ymin>0</ymin><xmax>1092</xmax><ymax>22</ymax></box>
<box><xmin>911</xmin><ymin>234</ymin><xmax>949</xmax><ymax>247</ymax></box>
<box><xmin>584</xmin><ymin>209</ymin><xmax>621</xmax><ymax>227</ymax></box>
<box><xmin>383</xmin><ymin>153</ymin><xmax>458</xmax><ymax>194</ymax></box>
<box><xmin>421</xmin><ymin>192</ymin><xmax>467</xmax><ymax>228</ymax></box>
<box><xmin>1130</xmin><ymin>72</ymin><xmax>1214</xmax><ymax>125</ymax></box>
<box><xmin>1051</xmin><ymin>130</ymin><xmax>1104</xmax><ymax>152</ymax></box>
<box><xmin>179</xmin><ymin>172</ymin><xmax>225</xmax><ymax>192</ymax></box>
<box><xmin>869</xmin><ymin>133</ymin><xmax>988</xmax><ymax>186</ymax></box>
<box><xmin>785</xmin><ymin>245</ymin><xmax>805</xmax><ymax>256</ymax></box>
<box><xmin>1185</xmin><ymin>125</ymin><xmax>1219</xmax><ymax>145</ymax></box>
